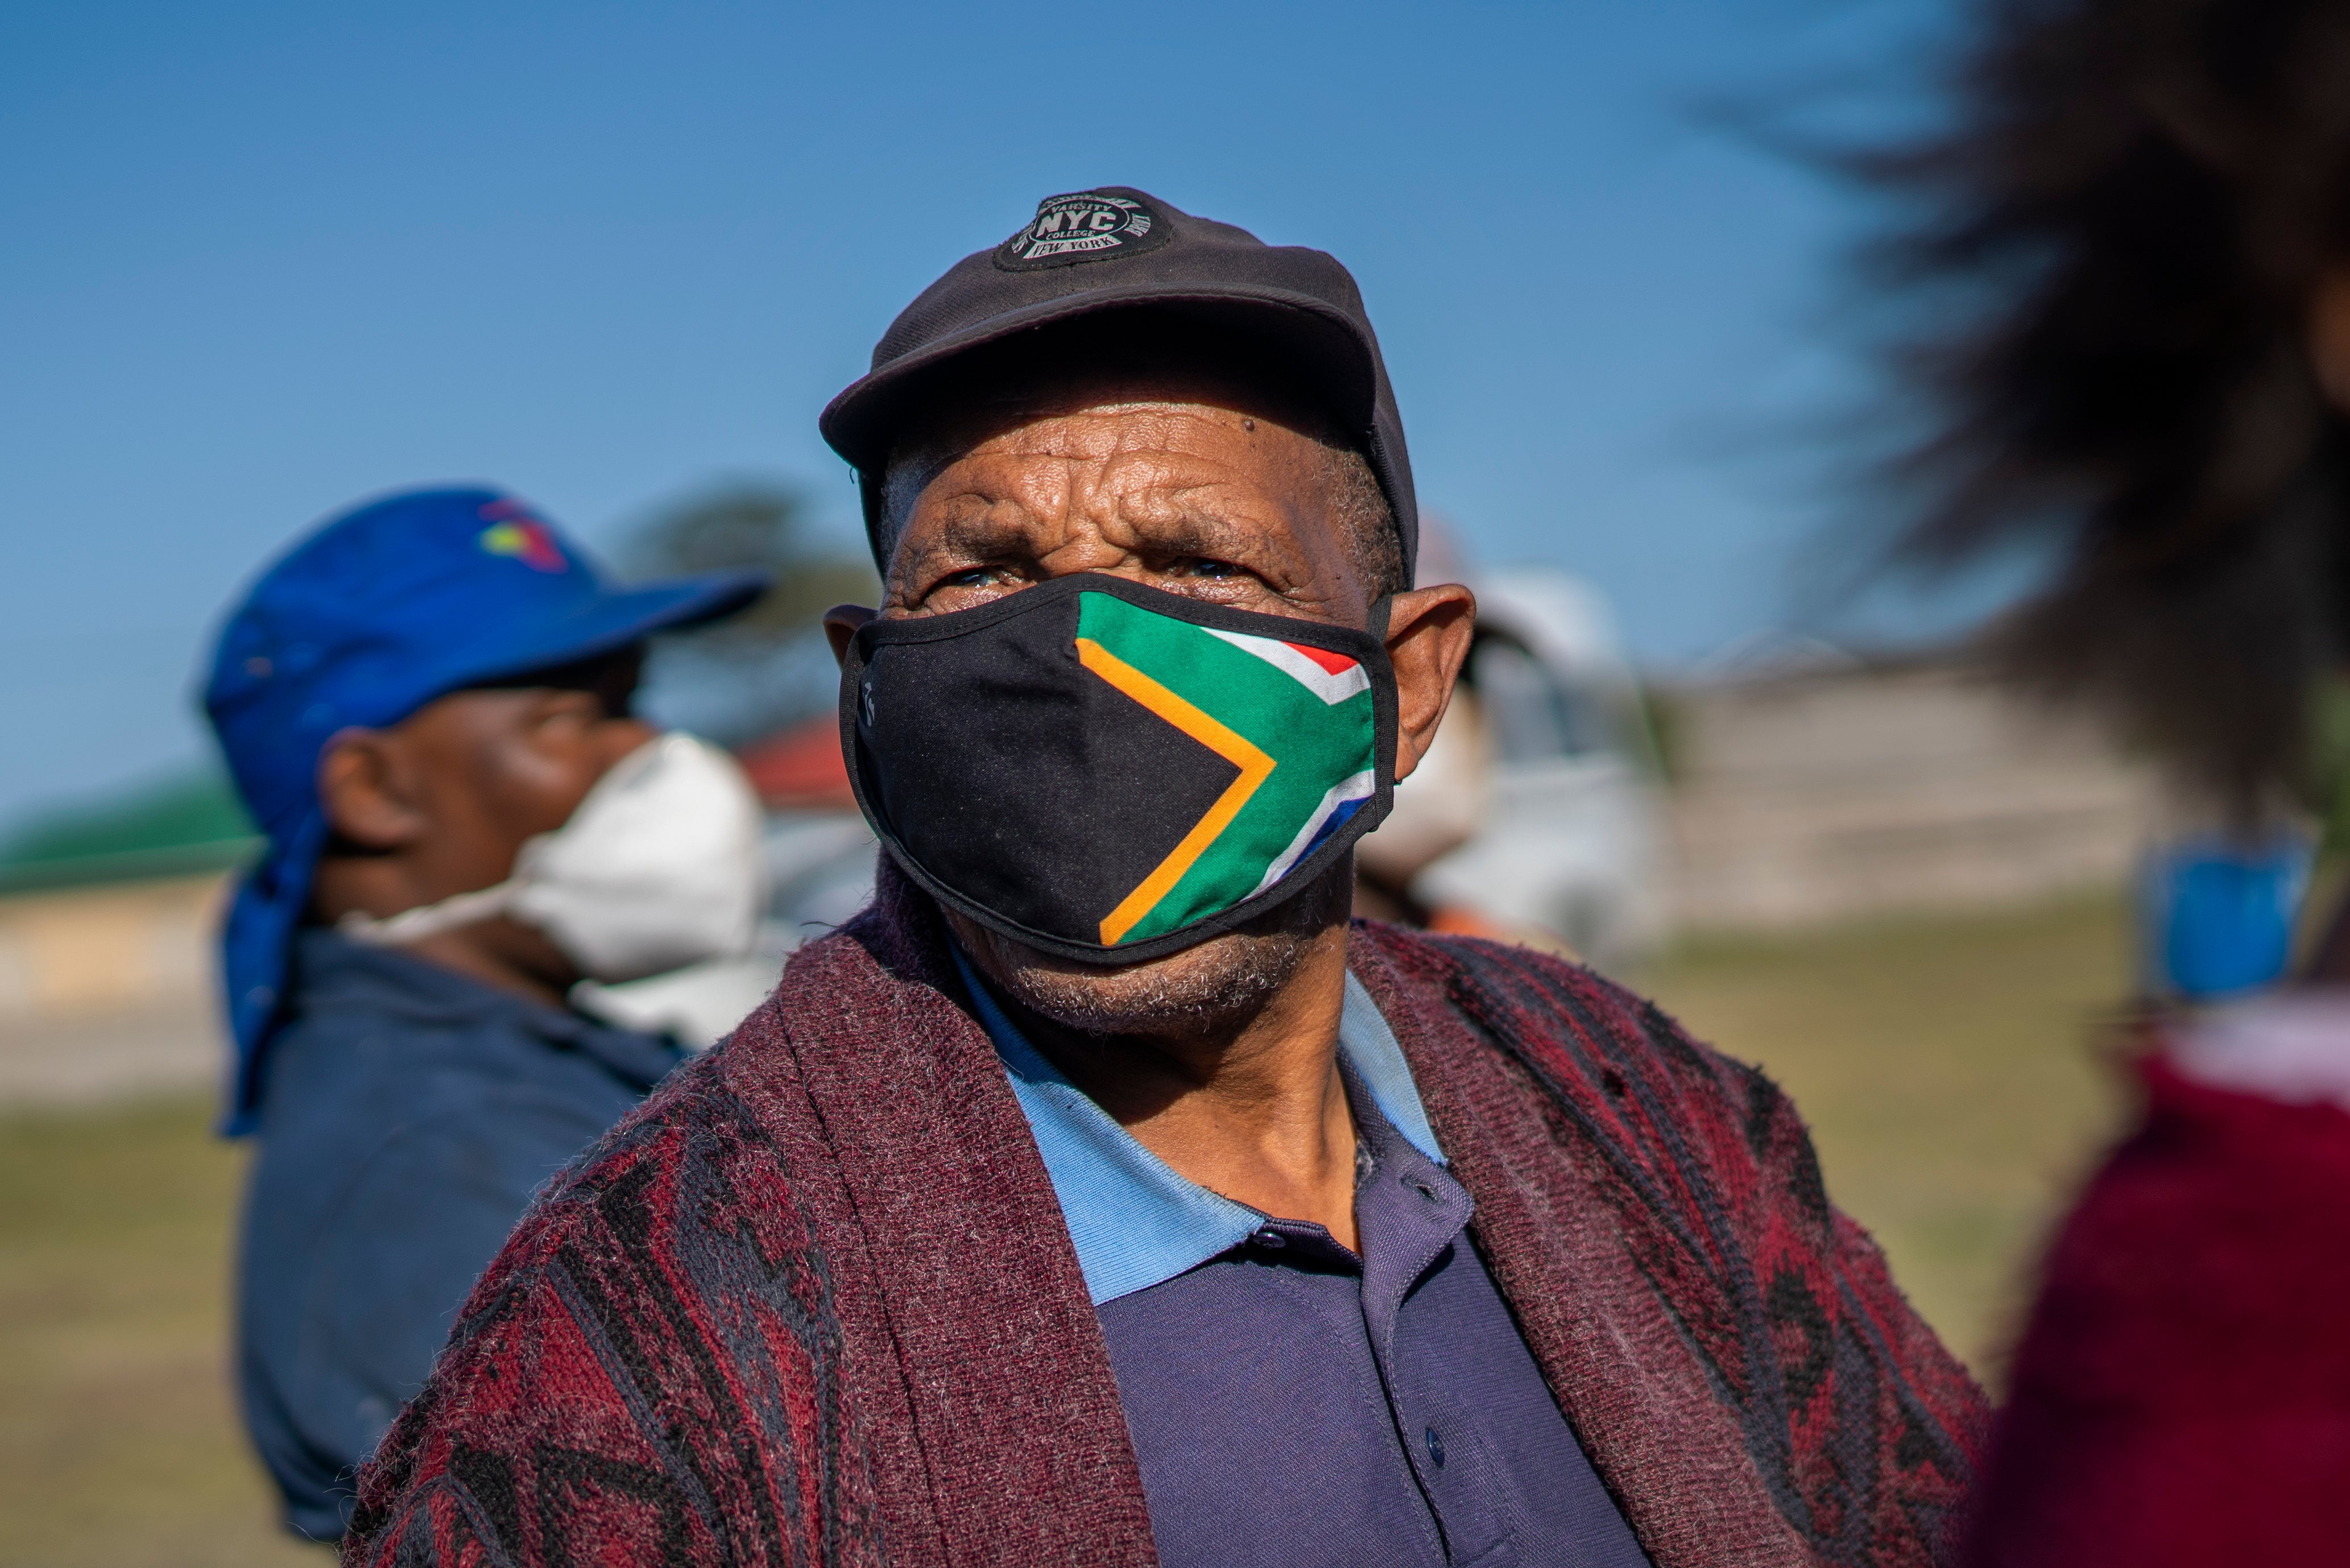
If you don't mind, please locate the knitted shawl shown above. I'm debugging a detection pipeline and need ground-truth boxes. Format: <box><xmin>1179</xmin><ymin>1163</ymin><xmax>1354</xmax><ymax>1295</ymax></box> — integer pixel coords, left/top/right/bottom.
<box><xmin>345</xmin><ymin>868</ymin><xmax>1984</xmax><ymax>1566</ymax></box>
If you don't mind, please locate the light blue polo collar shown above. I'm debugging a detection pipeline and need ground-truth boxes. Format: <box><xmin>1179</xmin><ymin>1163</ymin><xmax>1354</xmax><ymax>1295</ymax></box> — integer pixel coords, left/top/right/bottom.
<box><xmin>951</xmin><ymin>947</ymin><xmax>1445</xmax><ymax>1306</ymax></box>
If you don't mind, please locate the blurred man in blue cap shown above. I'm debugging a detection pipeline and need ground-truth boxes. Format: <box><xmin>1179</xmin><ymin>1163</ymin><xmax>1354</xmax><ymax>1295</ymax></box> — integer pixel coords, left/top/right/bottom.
<box><xmin>202</xmin><ymin>485</ymin><xmax>769</xmax><ymax>1541</ymax></box>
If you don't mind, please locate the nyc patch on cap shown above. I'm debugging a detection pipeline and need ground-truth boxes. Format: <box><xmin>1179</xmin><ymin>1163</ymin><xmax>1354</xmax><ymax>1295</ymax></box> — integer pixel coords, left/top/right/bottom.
<box><xmin>995</xmin><ymin>189</ymin><xmax>1171</xmax><ymax>271</ymax></box>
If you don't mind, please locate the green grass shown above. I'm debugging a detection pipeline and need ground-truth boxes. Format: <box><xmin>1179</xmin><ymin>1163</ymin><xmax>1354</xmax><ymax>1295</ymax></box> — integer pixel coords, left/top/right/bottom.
<box><xmin>0</xmin><ymin>1096</ymin><xmax>323</xmax><ymax>1567</ymax></box>
<box><xmin>1629</xmin><ymin>891</ymin><xmax>2136</xmax><ymax>1381</ymax></box>
<box><xmin>0</xmin><ymin>894</ymin><xmax>2138</xmax><ymax>1555</ymax></box>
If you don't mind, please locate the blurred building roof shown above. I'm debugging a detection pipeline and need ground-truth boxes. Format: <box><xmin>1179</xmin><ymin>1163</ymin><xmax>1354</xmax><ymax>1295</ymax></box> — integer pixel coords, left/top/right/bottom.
<box><xmin>0</xmin><ymin>769</ymin><xmax>258</xmax><ymax>895</ymax></box>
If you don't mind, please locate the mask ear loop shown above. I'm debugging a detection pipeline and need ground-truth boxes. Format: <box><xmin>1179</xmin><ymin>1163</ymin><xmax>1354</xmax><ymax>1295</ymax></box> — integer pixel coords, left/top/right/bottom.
<box><xmin>338</xmin><ymin>880</ymin><xmax>519</xmax><ymax>946</ymax></box>
<box><xmin>335</xmin><ymin>733</ymin><xmax>677</xmax><ymax>951</ymax></box>
<box><xmin>1368</xmin><ymin>594</ymin><xmax>1395</xmax><ymax>644</ymax></box>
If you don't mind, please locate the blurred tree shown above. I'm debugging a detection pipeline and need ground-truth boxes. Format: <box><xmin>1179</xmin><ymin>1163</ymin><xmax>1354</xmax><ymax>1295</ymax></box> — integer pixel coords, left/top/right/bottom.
<box><xmin>620</xmin><ymin>483</ymin><xmax>879</xmax><ymax>744</ymax></box>
<box><xmin>623</xmin><ymin>483</ymin><xmax>878</xmax><ymax>660</ymax></box>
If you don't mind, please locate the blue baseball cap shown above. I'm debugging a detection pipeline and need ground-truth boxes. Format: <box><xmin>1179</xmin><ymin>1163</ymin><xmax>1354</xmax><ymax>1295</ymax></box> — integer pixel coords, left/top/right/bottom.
<box><xmin>202</xmin><ymin>485</ymin><xmax>766</xmax><ymax>1132</ymax></box>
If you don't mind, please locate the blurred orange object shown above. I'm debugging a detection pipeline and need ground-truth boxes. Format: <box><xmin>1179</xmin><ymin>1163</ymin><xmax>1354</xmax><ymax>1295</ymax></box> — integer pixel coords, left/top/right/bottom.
<box><xmin>1425</xmin><ymin>904</ymin><xmax>1508</xmax><ymax>940</ymax></box>
<box><xmin>1425</xmin><ymin>904</ymin><xmax>1579</xmax><ymax>962</ymax></box>
<box><xmin>735</xmin><ymin>717</ymin><xmax>855</xmax><ymax>811</ymax></box>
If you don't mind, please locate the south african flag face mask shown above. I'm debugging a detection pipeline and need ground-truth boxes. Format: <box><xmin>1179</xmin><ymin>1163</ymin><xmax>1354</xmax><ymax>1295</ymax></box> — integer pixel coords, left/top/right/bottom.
<box><xmin>839</xmin><ymin>573</ymin><xmax>1397</xmax><ymax>965</ymax></box>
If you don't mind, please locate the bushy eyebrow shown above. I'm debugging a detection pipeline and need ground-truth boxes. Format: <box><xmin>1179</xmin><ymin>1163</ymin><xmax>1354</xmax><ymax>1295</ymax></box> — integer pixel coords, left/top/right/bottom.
<box><xmin>899</xmin><ymin>490</ymin><xmax>1299</xmax><ymax>578</ymax></box>
<box><xmin>1127</xmin><ymin>507</ymin><xmax>1294</xmax><ymax>572</ymax></box>
<box><xmin>899</xmin><ymin>506</ymin><xmax>1030</xmax><ymax>570</ymax></box>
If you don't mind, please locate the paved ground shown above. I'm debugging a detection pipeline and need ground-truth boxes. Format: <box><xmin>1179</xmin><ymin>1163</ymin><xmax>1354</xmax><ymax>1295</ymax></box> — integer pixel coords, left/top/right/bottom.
<box><xmin>0</xmin><ymin>1003</ymin><xmax>220</xmax><ymax>1108</ymax></box>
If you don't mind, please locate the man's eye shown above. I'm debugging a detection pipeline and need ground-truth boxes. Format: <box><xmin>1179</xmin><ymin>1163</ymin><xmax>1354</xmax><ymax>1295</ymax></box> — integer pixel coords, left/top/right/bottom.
<box><xmin>1177</xmin><ymin>558</ymin><xmax>1243</xmax><ymax>580</ymax></box>
<box><xmin>942</xmin><ymin>566</ymin><xmax>1002</xmax><ymax>589</ymax></box>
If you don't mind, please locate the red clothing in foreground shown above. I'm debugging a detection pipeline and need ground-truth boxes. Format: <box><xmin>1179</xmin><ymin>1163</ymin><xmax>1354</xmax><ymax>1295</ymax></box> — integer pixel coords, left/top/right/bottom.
<box><xmin>1967</xmin><ymin>1057</ymin><xmax>2350</xmax><ymax>1566</ymax></box>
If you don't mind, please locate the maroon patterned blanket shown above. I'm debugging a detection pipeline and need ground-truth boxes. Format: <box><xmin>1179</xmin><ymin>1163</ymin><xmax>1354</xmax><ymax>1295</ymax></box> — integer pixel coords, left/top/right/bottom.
<box><xmin>345</xmin><ymin>870</ymin><xmax>1983</xmax><ymax>1566</ymax></box>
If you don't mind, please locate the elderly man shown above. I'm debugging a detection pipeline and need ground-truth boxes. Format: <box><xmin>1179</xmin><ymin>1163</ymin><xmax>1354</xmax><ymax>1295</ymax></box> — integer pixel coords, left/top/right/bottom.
<box><xmin>347</xmin><ymin>191</ymin><xmax>1983</xmax><ymax>1567</ymax></box>
<box><xmin>206</xmin><ymin>488</ymin><xmax>771</xmax><ymax>1540</ymax></box>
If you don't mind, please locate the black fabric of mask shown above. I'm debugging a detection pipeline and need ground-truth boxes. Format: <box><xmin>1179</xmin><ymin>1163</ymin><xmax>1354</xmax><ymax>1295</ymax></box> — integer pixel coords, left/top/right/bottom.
<box><xmin>839</xmin><ymin>574</ymin><xmax>1398</xmax><ymax>964</ymax></box>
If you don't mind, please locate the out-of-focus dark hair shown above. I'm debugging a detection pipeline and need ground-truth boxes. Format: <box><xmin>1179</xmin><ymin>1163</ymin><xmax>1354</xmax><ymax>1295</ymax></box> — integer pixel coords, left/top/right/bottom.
<box><xmin>1862</xmin><ymin>0</ymin><xmax>2350</xmax><ymax>816</ymax></box>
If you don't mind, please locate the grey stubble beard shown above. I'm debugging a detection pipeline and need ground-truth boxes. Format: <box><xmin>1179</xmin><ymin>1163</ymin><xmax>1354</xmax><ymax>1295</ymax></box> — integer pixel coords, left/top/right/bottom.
<box><xmin>948</xmin><ymin>860</ymin><xmax>1352</xmax><ymax>1044</ymax></box>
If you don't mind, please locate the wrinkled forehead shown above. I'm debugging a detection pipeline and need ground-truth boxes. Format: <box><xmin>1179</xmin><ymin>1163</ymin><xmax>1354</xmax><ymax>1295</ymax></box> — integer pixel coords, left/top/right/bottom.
<box><xmin>895</xmin><ymin>373</ymin><xmax>1318</xmax><ymax>500</ymax></box>
<box><xmin>877</xmin><ymin>336</ymin><xmax>1348</xmax><ymax>561</ymax></box>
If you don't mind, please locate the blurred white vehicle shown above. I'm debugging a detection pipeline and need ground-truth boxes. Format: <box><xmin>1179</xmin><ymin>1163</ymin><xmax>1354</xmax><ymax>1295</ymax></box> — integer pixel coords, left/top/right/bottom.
<box><xmin>1370</xmin><ymin>566</ymin><xmax>1668</xmax><ymax>966</ymax></box>
<box><xmin>762</xmin><ymin>807</ymin><xmax>883</xmax><ymax>944</ymax></box>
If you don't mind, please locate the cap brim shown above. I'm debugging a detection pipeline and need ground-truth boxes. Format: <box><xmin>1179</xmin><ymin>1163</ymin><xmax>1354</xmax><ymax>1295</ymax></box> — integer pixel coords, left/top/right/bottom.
<box><xmin>453</xmin><ymin>568</ymin><xmax>771</xmax><ymax>689</ymax></box>
<box><xmin>819</xmin><ymin>286</ymin><xmax>1379</xmax><ymax>476</ymax></box>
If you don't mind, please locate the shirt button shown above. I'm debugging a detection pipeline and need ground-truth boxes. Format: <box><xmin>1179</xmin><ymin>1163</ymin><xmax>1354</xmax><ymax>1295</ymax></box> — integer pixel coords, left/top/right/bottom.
<box><xmin>1424</xmin><ymin>1426</ymin><xmax>1447</xmax><ymax>1468</ymax></box>
<box><xmin>1252</xmin><ymin>1228</ymin><xmax>1286</xmax><ymax>1250</ymax></box>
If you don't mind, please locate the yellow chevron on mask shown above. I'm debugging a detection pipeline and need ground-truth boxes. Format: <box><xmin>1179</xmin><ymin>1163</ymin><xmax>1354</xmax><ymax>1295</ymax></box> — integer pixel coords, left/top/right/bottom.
<box><xmin>1074</xmin><ymin>593</ymin><xmax>1378</xmax><ymax>946</ymax></box>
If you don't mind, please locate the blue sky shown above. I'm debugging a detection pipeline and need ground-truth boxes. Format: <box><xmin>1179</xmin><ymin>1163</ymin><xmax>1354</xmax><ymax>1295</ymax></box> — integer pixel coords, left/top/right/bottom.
<box><xmin>2</xmin><ymin>0</ymin><xmax>1960</xmax><ymax>828</ymax></box>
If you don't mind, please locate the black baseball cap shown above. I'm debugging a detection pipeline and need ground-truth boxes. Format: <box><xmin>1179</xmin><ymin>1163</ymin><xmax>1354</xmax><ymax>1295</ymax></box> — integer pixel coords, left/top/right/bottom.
<box><xmin>819</xmin><ymin>187</ymin><xmax>1418</xmax><ymax>582</ymax></box>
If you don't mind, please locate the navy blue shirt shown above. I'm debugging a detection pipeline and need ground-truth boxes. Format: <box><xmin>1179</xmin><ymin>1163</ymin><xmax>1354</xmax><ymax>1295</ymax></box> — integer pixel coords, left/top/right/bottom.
<box><xmin>958</xmin><ymin>955</ymin><xmax>1652</xmax><ymax>1568</ymax></box>
<box><xmin>237</xmin><ymin>930</ymin><xmax>680</xmax><ymax>1540</ymax></box>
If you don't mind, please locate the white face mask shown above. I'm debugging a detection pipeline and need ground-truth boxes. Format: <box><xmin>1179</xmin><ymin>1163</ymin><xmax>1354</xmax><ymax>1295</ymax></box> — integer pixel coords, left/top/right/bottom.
<box><xmin>341</xmin><ymin>731</ymin><xmax>770</xmax><ymax>983</ymax></box>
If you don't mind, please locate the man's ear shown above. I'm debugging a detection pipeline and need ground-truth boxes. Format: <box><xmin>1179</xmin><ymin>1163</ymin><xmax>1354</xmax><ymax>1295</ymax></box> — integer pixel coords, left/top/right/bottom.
<box><xmin>1383</xmin><ymin>584</ymin><xmax>1478</xmax><ymax>782</ymax></box>
<box><xmin>315</xmin><ymin>730</ymin><xmax>428</xmax><ymax>851</ymax></box>
<box><xmin>2312</xmin><ymin>270</ymin><xmax>2350</xmax><ymax>415</ymax></box>
<box><xmin>824</xmin><ymin>603</ymin><xmax>878</xmax><ymax>668</ymax></box>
